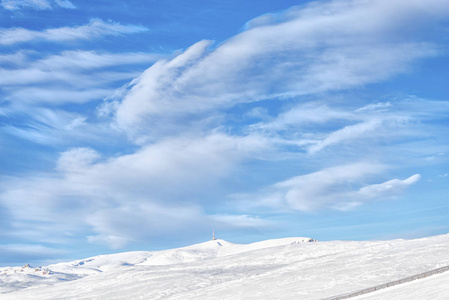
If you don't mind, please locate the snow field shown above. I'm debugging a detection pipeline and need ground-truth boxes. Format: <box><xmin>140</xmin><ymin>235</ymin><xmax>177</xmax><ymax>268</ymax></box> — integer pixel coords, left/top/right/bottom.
<box><xmin>1</xmin><ymin>235</ymin><xmax>448</xmax><ymax>299</ymax></box>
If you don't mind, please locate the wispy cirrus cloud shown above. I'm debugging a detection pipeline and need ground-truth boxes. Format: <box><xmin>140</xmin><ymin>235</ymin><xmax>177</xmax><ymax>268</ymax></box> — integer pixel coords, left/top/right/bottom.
<box><xmin>228</xmin><ymin>96</ymin><xmax>448</xmax><ymax>213</ymax></box>
<box><xmin>247</xmin><ymin>100</ymin><xmax>418</xmax><ymax>156</ymax></box>
<box><xmin>1</xmin><ymin>0</ymin><xmax>52</xmax><ymax>10</ymax></box>
<box><xmin>306</xmin><ymin>117</ymin><xmax>408</xmax><ymax>154</ymax></box>
<box><xmin>33</xmin><ymin>51</ymin><xmax>164</xmax><ymax>71</ymax></box>
<box><xmin>1</xmin><ymin>107</ymin><xmax>99</xmax><ymax>145</ymax></box>
<box><xmin>0</xmin><ymin>50</ymin><xmax>163</xmax><ymax>103</ymax></box>
<box><xmin>0</xmin><ymin>19</ymin><xmax>147</xmax><ymax>45</ymax></box>
<box><xmin>54</xmin><ymin>0</ymin><xmax>75</xmax><ymax>9</ymax></box>
<box><xmin>1</xmin><ymin>0</ymin><xmax>75</xmax><ymax>10</ymax></box>
<box><xmin>0</xmin><ymin>50</ymin><xmax>164</xmax><ymax>146</ymax></box>
<box><xmin>1</xmin><ymin>0</ymin><xmax>449</xmax><ymax>260</ymax></box>
<box><xmin>112</xmin><ymin>0</ymin><xmax>448</xmax><ymax>141</ymax></box>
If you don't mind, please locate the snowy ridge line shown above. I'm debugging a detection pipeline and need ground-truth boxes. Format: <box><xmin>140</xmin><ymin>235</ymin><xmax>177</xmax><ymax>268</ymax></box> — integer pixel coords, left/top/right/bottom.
<box><xmin>323</xmin><ymin>265</ymin><xmax>449</xmax><ymax>300</ymax></box>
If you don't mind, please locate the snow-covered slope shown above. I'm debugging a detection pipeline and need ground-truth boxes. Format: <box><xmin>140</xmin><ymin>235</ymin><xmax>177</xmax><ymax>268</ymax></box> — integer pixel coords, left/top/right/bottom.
<box><xmin>355</xmin><ymin>271</ymin><xmax>449</xmax><ymax>300</ymax></box>
<box><xmin>1</xmin><ymin>235</ymin><xmax>449</xmax><ymax>299</ymax></box>
<box><xmin>0</xmin><ymin>237</ymin><xmax>314</xmax><ymax>296</ymax></box>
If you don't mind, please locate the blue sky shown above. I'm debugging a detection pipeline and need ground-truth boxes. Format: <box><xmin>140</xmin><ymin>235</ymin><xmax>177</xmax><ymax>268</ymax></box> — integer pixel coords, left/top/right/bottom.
<box><xmin>0</xmin><ymin>0</ymin><xmax>448</xmax><ymax>267</ymax></box>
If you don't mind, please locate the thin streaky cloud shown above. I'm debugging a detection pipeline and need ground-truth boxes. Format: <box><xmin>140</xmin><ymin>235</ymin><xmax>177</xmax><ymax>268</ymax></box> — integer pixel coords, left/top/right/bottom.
<box><xmin>114</xmin><ymin>0</ymin><xmax>445</xmax><ymax>140</ymax></box>
<box><xmin>33</xmin><ymin>51</ymin><xmax>165</xmax><ymax>71</ymax></box>
<box><xmin>0</xmin><ymin>51</ymin><xmax>163</xmax><ymax>107</ymax></box>
<box><xmin>1</xmin><ymin>0</ymin><xmax>75</xmax><ymax>10</ymax></box>
<box><xmin>54</xmin><ymin>0</ymin><xmax>75</xmax><ymax>9</ymax></box>
<box><xmin>0</xmin><ymin>19</ymin><xmax>148</xmax><ymax>45</ymax></box>
<box><xmin>307</xmin><ymin>118</ymin><xmax>400</xmax><ymax>154</ymax></box>
<box><xmin>0</xmin><ymin>0</ymin><xmax>448</xmax><ymax>265</ymax></box>
<box><xmin>0</xmin><ymin>51</ymin><xmax>163</xmax><ymax>88</ymax></box>
<box><xmin>1</xmin><ymin>0</ymin><xmax>52</xmax><ymax>10</ymax></box>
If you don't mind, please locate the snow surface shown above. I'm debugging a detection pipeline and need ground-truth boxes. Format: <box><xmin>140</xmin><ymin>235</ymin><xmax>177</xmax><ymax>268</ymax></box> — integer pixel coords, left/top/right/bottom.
<box><xmin>1</xmin><ymin>235</ymin><xmax>449</xmax><ymax>299</ymax></box>
<box><xmin>354</xmin><ymin>271</ymin><xmax>449</xmax><ymax>300</ymax></box>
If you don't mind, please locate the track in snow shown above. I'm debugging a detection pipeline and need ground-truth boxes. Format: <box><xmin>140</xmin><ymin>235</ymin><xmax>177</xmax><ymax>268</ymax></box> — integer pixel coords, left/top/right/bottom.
<box><xmin>325</xmin><ymin>265</ymin><xmax>449</xmax><ymax>300</ymax></box>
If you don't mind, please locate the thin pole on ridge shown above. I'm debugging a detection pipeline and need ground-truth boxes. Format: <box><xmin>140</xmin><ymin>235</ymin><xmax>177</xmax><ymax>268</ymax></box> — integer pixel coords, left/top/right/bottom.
<box><xmin>212</xmin><ymin>229</ymin><xmax>216</xmax><ymax>240</ymax></box>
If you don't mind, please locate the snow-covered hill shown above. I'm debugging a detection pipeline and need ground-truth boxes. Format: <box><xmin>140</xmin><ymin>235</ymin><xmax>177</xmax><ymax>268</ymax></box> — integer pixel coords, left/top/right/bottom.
<box><xmin>1</xmin><ymin>235</ymin><xmax>449</xmax><ymax>299</ymax></box>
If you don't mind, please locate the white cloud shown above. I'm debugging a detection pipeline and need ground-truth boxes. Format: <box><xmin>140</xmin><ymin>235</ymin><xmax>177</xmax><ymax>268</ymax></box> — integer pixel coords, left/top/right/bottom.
<box><xmin>54</xmin><ymin>0</ymin><xmax>74</xmax><ymax>9</ymax></box>
<box><xmin>256</xmin><ymin>102</ymin><xmax>353</xmax><ymax>132</ymax></box>
<box><xmin>4</xmin><ymin>88</ymin><xmax>113</xmax><ymax>104</ymax></box>
<box><xmin>356</xmin><ymin>102</ymin><xmax>392</xmax><ymax>112</ymax></box>
<box><xmin>86</xmin><ymin>204</ymin><xmax>205</xmax><ymax>248</ymax></box>
<box><xmin>1</xmin><ymin>51</ymin><xmax>159</xmax><ymax>86</ymax></box>
<box><xmin>243</xmin><ymin>100</ymin><xmax>414</xmax><ymax>156</ymax></box>
<box><xmin>33</xmin><ymin>51</ymin><xmax>163</xmax><ymax>71</ymax></box>
<box><xmin>247</xmin><ymin>98</ymin><xmax>430</xmax><ymax>156</ymax></box>
<box><xmin>86</xmin><ymin>204</ymin><xmax>271</xmax><ymax>249</ymax></box>
<box><xmin>1</xmin><ymin>107</ymin><xmax>111</xmax><ymax>145</ymax></box>
<box><xmin>274</xmin><ymin>163</ymin><xmax>384</xmax><ymax>211</ymax></box>
<box><xmin>0</xmin><ymin>51</ymin><xmax>163</xmax><ymax>110</ymax></box>
<box><xmin>1</xmin><ymin>0</ymin><xmax>448</xmax><ymax>255</ymax></box>
<box><xmin>113</xmin><ymin>0</ymin><xmax>446</xmax><ymax>140</ymax></box>
<box><xmin>0</xmin><ymin>51</ymin><xmax>30</xmax><ymax>65</ymax></box>
<box><xmin>1</xmin><ymin>0</ymin><xmax>75</xmax><ymax>10</ymax></box>
<box><xmin>307</xmin><ymin>119</ymin><xmax>385</xmax><ymax>153</ymax></box>
<box><xmin>114</xmin><ymin>40</ymin><xmax>213</xmax><ymax>137</ymax></box>
<box><xmin>77</xmin><ymin>133</ymin><xmax>269</xmax><ymax>200</ymax></box>
<box><xmin>0</xmin><ymin>133</ymin><xmax>271</xmax><ymax>248</ymax></box>
<box><xmin>1</xmin><ymin>0</ymin><xmax>51</xmax><ymax>10</ymax></box>
<box><xmin>251</xmin><ymin>163</ymin><xmax>420</xmax><ymax>212</ymax></box>
<box><xmin>57</xmin><ymin>147</ymin><xmax>101</xmax><ymax>173</ymax></box>
<box><xmin>65</xmin><ymin>116</ymin><xmax>86</xmax><ymax>130</ymax></box>
<box><xmin>0</xmin><ymin>19</ymin><xmax>148</xmax><ymax>45</ymax></box>
<box><xmin>357</xmin><ymin>174</ymin><xmax>421</xmax><ymax>199</ymax></box>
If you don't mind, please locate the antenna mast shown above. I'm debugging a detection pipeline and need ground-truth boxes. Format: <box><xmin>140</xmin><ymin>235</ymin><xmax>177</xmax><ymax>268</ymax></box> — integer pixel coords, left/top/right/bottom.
<box><xmin>212</xmin><ymin>229</ymin><xmax>216</xmax><ymax>240</ymax></box>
